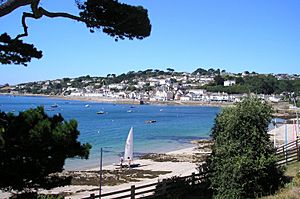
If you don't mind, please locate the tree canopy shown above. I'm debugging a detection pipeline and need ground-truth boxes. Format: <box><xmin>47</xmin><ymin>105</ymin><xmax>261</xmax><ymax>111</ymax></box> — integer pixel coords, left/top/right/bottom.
<box><xmin>0</xmin><ymin>33</ymin><xmax>42</xmax><ymax>66</ymax></box>
<box><xmin>203</xmin><ymin>75</ymin><xmax>300</xmax><ymax>95</ymax></box>
<box><xmin>0</xmin><ymin>107</ymin><xmax>91</xmax><ymax>191</ymax></box>
<box><xmin>208</xmin><ymin>97</ymin><xmax>284</xmax><ymax>198</ymax></box>
<box><xmin>0</xmin><ymin>0</ymin><xmax>151</xmax><ymax>66</ymax></box>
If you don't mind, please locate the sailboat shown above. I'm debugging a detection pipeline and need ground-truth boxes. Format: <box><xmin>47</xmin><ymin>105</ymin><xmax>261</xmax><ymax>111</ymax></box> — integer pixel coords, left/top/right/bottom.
<box><xmin>118</xmin><ymin>127</ymin><xmax>140</xmax><ymax>168</ymax></box>
<box><xmin>124</xmin><ymin>127</ymin><xmax>134</xmax><ymax>163</ymax></box>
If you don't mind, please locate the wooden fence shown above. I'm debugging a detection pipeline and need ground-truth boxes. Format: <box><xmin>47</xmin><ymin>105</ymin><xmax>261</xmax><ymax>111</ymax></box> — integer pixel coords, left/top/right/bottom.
<box><xmin>82</xmin><ymin>171</ymin><xmax>210</xmax><ymax>199</ymax></box>
<box><xmin>83</xmin><ymin>137</ymin><xmax>300</xmax><ymax>199</ymax></box>
<box><xmin>276</xmin><ymin>137</ymin><xmax>300</xmax><ymax>166</ymax></box>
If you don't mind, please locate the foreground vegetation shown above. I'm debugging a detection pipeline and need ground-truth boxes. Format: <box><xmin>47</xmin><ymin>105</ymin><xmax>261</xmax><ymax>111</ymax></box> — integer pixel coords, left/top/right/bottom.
<box><xmin>0</xmin><ymin>107</ymin><xmax>91</xmax><ymax>192</ymax></box>
<box><xmin>208</xmin><ymin>97</ymin><xmax>284</xmax><ymax>198</ymax></box>
<box><xmin>261</xmin><ymin>161</ymin><xmax>300</xmax><ymax>199</ymax></box>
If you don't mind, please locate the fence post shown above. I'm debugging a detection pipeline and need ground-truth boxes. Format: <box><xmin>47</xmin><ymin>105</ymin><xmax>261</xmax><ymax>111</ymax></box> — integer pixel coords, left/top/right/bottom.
<box><xmin>282</xmin><ymin>145</ymin><xmax>287</xmax><ymax>164</ymax></box>
<box><xmin>296</xmin><ymin>138</ymin><xmax>300</xmax><ymax>161</ymax></box>
<box><xmin>90</xmin><ymin>193</ymin><xmax>95</xmax><ymax>199</ymax></box>
<box><xmin>191</xmin><ymin>172</ymin><xmax>195</xmax><ymax>187</ymax></box>
<box><xmin>131</xmin><ymin>185</ymin><xmax>135</xmax><ymax>199</ymax></box>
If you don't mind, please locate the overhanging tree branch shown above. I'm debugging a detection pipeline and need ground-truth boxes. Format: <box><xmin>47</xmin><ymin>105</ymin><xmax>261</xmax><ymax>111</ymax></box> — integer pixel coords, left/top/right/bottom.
<box><xmin>15</xmin><ymin>7</ymin><xmax>87</xmax><ymax>40</ymax></box>
<box><xmin>0</xmin><ymin>0</ymin><xmax>37</xmax><ymax>17</ymax></box>
<box><xmin>15</xmin><ymin>12</ymin><xmax>36</xmax><ymax>40</ymax></box>
<box><xmin>1</xmin><ymin>0</ymin><xmax>151</xmax><ymax>66</ymax></box>
<box><xmin>2</xmin><ymin>0</ymin><xmax>151</xmax><ymax>41</ymax></box>
<box><xmin>38</xmin><ymin>7</ymin><xmax>85</xmax><ymax>22</ymax></box>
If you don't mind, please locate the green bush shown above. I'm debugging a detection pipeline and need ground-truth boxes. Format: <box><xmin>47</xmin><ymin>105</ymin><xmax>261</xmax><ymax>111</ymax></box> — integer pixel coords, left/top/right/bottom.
<box><xmin>208</xmin><ymin>97</ymin><xmax>284</xmax><ymax>198</ymax></box>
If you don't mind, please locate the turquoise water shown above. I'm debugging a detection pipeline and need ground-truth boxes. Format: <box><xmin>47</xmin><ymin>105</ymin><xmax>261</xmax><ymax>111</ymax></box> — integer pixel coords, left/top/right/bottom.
<box><xmin>0</xmin><ymin>95</ymin><xmax>220</xmax><ymax>170</ymax></box>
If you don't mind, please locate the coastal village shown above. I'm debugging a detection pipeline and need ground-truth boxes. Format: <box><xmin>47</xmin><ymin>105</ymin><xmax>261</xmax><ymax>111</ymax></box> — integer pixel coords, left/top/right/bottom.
<box><xmin>2</xmin><ymin>0</ymin><xmax>300</xmax><ymax>198</ymax></box>
<box><xmin>1</xmin><ymin>70</ymin><xmax>300</xmax><ymax>198</ymax></box>
<box><xmin>1</xmin><ymin>68</ymin><xmax>300</xmax><ymax>105</ymax></box>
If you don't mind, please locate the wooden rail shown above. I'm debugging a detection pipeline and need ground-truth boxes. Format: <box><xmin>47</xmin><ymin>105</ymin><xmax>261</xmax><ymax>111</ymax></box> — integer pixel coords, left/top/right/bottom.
<box><xmin>276</xmin><ymin>137</ymin><xmax>300</xmax><ymax>166</ymax></box>
<box><xmin>82</xmin><ymin>171</ymin><xmax>210</xmax><ymax>199</ymax></box>
<box><xmin>83</xmin><ymin>137</ymin><xmax>300</xmax><ymax>199</ymax></box>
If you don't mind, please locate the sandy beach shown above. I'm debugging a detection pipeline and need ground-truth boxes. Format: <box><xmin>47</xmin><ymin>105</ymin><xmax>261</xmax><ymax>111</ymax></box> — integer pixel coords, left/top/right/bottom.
<box><xmin>37</xmin><ymin>146</ymin><xmax>204</xmax><ymax>199</ymax></box>
<box><xmin>60</xmin><ymin>95</ymin><xmax>231</xmax><ymax>107</ymax></box>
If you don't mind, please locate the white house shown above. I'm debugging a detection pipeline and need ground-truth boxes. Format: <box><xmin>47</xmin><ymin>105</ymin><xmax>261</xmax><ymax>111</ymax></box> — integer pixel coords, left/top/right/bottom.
<box><xmin>70</xmin><ymin>92</ymin><xmax>83</xmax><ymax>96</ymax></box>
<box><xmin>199</xmin><ymin>77</ymin><xmax>214</xmax><ymax>82</ymax></box>
<box><xmin>224</xmin><ymin>80</ymin><xmax>236</xmax><ymax>87</ymax></box>
<box><xmin>188</xmin><ymin>89</ymin><xmax>207</xmax><ymax>95</ymax></box>
<box><xmin>108</xmin><ymin>83</ymin><xmax>126</xmax><ymax>90</ymax></box>
<box><xmin>84</xmin><ymin>93</ymin><xmax>104</xmax><ymax>97</ymax></box>
<box><xmin>180</xmin><ymin>95</ymin><xmax>191</xmax><ymax>101</ymax></box>
<box><xmin>149</xmin><ymin>79</ymin><xmax>160</xmax><ymax>87</ymax></box>
<box><xmin>42</xmin><ymin>85</ymin><xmax>48</xmax><ymax>90</ymax></box>
<box><xmin>174</xmin><ymin>90</ymin><xmax>184</xmax><ymax>101</ymax></box>
<box><xmin>269</xmin><ymin>95</ymin><xmax>281</xmax><ymax>103</ymax></box>
<box><xmin>155</xmin><ymin>90</ymin><xmax>174</xmax><ymax>101</ymax></box>
<box><xmin>129</xmin><ymin>91</ymin><xmax>138</xmax><ymax>99</ymax></box>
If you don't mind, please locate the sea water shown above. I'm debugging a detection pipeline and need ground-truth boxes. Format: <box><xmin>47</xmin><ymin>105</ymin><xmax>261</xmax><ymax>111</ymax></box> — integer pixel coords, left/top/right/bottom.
<box><xmin>0</xmin><ymin>95</ymin><xmax>220</xmax><ymax>170</ymax></box>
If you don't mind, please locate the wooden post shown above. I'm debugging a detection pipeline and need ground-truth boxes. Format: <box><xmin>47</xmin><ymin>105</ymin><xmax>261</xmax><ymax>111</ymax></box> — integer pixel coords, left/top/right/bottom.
<box><xmin>99</xmin><ymin>148</ymin><xmax>103</xmax><ymax>199</ymax></box>
<box><xmin>274</xmin><ymin>118</ymin><xmax>277</xmax><ymax>148</ymax></box>
<box><xmin>90</xmin><ymin>193</ymin><xmax>95</xmax><ymax>199</ymax></box>
<box><xmin>131</xmin><ymin>185</ymin><xmax>135</xmax><ymax>199</ymax></box>
<box><xmin>191</xmin><ymin>172</ymin><xmax>195</xmax><ymax>187</ymax></box>
<box><xmin>285</xmin><ymin>145</ymin><xmax>288</xmax><ymax>164</ymax></box>
<box><xmin>282</xmin><ymin>145</ymin><xmax>286</xmax><ymax>164</ymax></box>
<box><xmin>296</xmin><ymin>138</ymin><xmax>300</xmax><ymax>161</ymax></box>
<box><xmin>285</xmin><ymin>123</ymin><xmax>288</xmax><ymax>145</ymax></box>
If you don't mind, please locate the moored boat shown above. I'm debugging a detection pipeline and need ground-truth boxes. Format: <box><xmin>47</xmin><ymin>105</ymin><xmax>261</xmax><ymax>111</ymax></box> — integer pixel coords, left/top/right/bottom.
<box><xmin>145</xmin><ymin>120</ymin><xmax>157</xmax><ymax>124</ymax></box>
<box><xmin>51</xmin><ymin>104</ymin><xmax>58</xmax><ymax>108</ymax></box>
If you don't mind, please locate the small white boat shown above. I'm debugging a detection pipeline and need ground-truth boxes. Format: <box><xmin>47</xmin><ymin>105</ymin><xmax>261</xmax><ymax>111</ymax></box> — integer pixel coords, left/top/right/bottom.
<box><xmin>124</xmin><ymin>127</ymin><xmax>134</xmax><ymax>163</ymax></box>
<box><xmin>127</xmin><ymin>110</ymin><xmax>133</xmax><ymax>113</ymax></box>
<box><xmin>116</xmin><ymin>127</ymin><xmax>140</xmax><ymax>168</ymax></box>
<box><xmin>145</xmin><ymin>120</ymin><xmax>156</xmax><ymax>124</ymax></box>
<box><xmin>96</xmin><ymin>111</ymin><xmax>105</xmax><ymax>114</ymax></box>
<box><xmin>85</xmin><ymin>104</ymin><xmax>90</xmax><ymax>108</ymax></box>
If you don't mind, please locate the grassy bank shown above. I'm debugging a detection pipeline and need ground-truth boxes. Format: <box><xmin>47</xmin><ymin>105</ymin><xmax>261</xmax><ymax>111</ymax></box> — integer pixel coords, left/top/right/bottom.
<box><xmin>262</xmin><ymin>161</ymin><xmax>300</xmax><ymax>199</ymax></box>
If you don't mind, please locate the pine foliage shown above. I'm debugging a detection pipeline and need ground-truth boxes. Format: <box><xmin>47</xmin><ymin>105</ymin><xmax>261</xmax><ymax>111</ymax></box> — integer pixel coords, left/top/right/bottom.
<box><xmin>0</xmin><ymin>107</ymin><xmax>91</xmax><ymax>191</ymax></box>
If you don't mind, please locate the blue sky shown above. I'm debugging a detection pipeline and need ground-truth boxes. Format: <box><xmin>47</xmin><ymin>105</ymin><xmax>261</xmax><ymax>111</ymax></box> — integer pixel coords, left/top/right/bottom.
<box><xmin>1</xmin><ymin>0</ymin><xmax>300</xmax><ymax>85</ymax></box>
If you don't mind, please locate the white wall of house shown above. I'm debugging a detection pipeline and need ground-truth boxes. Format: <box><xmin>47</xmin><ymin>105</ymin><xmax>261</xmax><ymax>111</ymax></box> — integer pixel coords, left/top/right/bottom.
<box><xmin>224</xmin><ymin>80</ymin><xmax>236</xmax><ymax>86</ymax></box>
<box><xmin>188</xmin><ymin>89</ymin><xmax>207</xmax><ymax>95</ymax></box>
<box><xmin>70</xmin><ymin>92</ymin><xmax>82</xmax><ymax>96</ymax></box>
<box><xmin>155</xmin><ymin>90</ymin><xmax>173</xmax><ymax>101</ymax></box>
<box><xmin>180</xmin><ymin>96</ymin><xmax>191</xmax><ymax>101</ymax></box>
<box><xmin>149</xmin><ymin>81</ymin><xmax>159</xmax><ymax>87</ymax></box>
<box><xmin>108</xmin><ymin>84</ymin><xmax>126</xmax><ymax>90</ymax></box>
<box><xmin>84</xmin><ymin>93</ymin><xmax>104</xmax><ymax>97</ymax></box>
